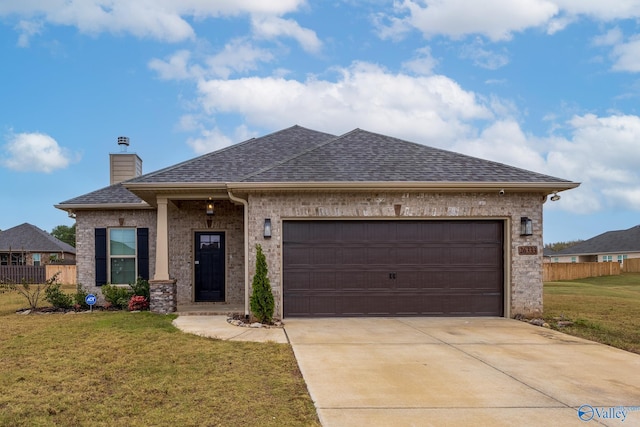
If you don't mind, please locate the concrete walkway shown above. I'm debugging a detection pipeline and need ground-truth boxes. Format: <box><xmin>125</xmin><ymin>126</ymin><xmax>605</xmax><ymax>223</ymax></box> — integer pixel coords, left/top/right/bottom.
<box><xmin>172</xmin><ymin>315</ymin><xmax>288</xmax><ymax>343</ymax></box>
<box><xmin>285</xmin><ymin>317</ymin><xmax>640</xmax><ymax>427</ymax></box>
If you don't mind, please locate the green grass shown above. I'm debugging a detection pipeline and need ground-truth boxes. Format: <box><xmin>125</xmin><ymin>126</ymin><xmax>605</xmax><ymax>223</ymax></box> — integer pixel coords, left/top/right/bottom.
<box><xmin>0</xmin><ymin>286</ymin><xmax>320</xmax><ymax>427</ymax></box>
<box><xmin>544</xmin><ymin>273</ymin><xmax>640</xmax><ymax>354</ymax></box>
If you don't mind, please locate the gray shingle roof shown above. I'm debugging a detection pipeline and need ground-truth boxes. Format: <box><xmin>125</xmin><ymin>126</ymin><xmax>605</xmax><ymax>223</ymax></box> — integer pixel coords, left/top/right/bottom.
<box><xmin>59</xmin><ymin>183</ymin><xmax>144</xmax><ymax>205</ymax></box>
<box><xmin>554</xmin><ymin>225</ymin><xmax>640</xmax><ymax>255</ymax></box>
<box><xmin>0</xmin><ymin>223</ymin><xmax>76</xmax><ymax>253</ymax></box>
<box><xmin>57</xmin><ymin>125</ymin><xmax>575</xmax><ymax>207</ymax></box>
<box><xmin>127</xmin><ymin>125</ymin><xmax>336</xmax><ymax>183</ymax></box>
<box><xmin>244</xmin><ymin>129</ymin><xmax>569</xmax><ymax>183</ymax></box>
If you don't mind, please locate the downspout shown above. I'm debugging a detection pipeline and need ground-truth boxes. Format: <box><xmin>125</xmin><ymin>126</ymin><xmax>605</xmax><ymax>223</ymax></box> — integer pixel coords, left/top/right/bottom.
<box><xmin>228</xmin><ymin>189</ymin><xmax>250</xmax><ymax>318</ymax></box>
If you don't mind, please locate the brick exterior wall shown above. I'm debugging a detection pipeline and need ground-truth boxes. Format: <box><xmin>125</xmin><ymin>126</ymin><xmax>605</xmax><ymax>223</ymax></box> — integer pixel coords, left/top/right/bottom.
<box><xmin>166</xmin><ymin>200</ymin><xmax>244</xmax><ymax>305</ymax></box>
<box><xmin>75</xmin><ymin>191</ymin><xmax>544</xmax><ymax>318</ymax></box>
<box><xmin>245</xmin><ymin>191</ymin><xmax>544</xmax><ymax>319</ymax></box>
<box><xmin>75</xmin><ymin>201</ymin><xmax>244</xmax><ymax>306</ymax></box>
<box><xmin>76</xmin><ymin>209</ymin><xmax>157</xmax><ymax>302</ymax></box>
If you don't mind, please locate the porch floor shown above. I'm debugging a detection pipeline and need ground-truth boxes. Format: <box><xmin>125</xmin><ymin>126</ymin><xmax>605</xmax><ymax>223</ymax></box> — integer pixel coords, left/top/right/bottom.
<box><xmin>175</xmin><ymin>303</ymin><xmax>245</xmax><ymax>316</ymax></box>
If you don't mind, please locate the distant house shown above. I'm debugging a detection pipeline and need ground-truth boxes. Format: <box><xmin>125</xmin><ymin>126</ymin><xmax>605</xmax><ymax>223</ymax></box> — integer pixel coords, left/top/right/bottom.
<box><xmin>549</xmin><ymin>225</ymin><xmax>640</xmax><ymax>264</ymax></box>
<box><xmin>56</xmin><ymin>126</ymin><xmax>578</xmax><ymax>318</ymax></box>
<box><xmin>0</xmin><ymin>223</ymin><xmax>76</xmax><ymax>266</ymax></box>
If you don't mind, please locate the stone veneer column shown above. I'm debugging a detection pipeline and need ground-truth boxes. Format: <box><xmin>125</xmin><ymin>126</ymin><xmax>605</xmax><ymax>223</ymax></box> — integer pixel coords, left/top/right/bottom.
<box><xmin>149</xmin><ymin>280</ymin><xmax>177</xmax><ymax>314</ymax></box>
<box><xmin>150</xmin><ymin>196</ymin><xmax>176</xmax><ymax>313</ymax></box>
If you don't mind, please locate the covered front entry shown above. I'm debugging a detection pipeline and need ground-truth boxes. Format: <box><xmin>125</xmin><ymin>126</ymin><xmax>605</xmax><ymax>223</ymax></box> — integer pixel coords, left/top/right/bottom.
<box><xmin>283</xmin><ymin>220</ymin><xmax>504</xmax><ymax>317</ymax></box>
<box><xmin>194</xmin><ymin>231</ymin><xmax>226</xmax><ymax>302</ymax></box>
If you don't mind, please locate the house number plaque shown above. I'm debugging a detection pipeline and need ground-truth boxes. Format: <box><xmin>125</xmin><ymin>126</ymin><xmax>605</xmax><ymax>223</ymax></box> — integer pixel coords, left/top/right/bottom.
<box><xmin>518</xmin><ymin>246</ymin><xmax>538</xmax><ymax>255</ymax></box>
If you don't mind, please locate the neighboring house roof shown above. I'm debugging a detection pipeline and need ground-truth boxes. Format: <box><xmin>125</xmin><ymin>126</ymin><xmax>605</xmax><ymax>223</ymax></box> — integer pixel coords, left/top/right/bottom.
<box><xmin>57</xmin><ymin>125</ymin><xmax>578</xmax><ymax>208</ymax></box>
<box><xmin>0</xmin><ymin>223</ymin><xmax>76</xmax><ymax>254</ymax></box>
<box><xmin>554</xmin><ymin>225</ymin><xmax>640</xmax><ymax>256</ymax></box>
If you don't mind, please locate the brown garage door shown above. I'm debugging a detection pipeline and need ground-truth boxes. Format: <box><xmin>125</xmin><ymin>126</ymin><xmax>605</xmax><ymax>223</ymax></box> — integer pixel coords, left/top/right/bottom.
<box><xmin>283</xmin><ymin>220</ymin><xmax>504</xmax><ymax>317</ymax></box>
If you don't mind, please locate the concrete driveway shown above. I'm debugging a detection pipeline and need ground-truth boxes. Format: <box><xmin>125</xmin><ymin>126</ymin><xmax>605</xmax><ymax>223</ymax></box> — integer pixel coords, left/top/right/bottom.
<box><xmin>284</xmin><ymin>317</ymin><xmax>640</xmax><ymax>427</ymax></box>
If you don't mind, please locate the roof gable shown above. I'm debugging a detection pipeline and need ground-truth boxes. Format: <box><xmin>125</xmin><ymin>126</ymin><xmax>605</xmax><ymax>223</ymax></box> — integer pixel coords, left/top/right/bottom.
<box><xmin>0</xmin><ymin>223</ymin><xmax>76</xmax><ymax>253</ymax></box>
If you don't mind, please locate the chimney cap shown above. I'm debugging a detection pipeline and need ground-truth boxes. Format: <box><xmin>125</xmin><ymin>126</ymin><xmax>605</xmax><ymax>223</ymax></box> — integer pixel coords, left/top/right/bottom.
<box><xmin>117</xmin><ymin>136</ymin><xmax>130</xmax><ymax>152</ymax></box>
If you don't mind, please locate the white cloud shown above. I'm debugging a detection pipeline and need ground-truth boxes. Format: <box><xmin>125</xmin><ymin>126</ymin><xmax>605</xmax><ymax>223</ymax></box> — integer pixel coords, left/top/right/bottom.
<box><xmin>195</xmin><ymin>61</ymin><xmax>493</xmax><ymax>145</ymax></box>
<box><xmin>149</xmin><ymin>50</ymin><xmax>199</xmax><ymax>80</ymax></box>
<box><xmin>186</xmin><ymin>124</ymin><xmax>256</xmax><ymax>154</ymax></box>
<box><xmin>15</xmin><ymin>19</ymin><xmax>43</xmax><ymax>47</ymax></box>
<box><xmin>251</xmin><ymin>15</ymin><xmax>322</xmax><ymax>53</ymax></box>
<box><xmin>2</xmin><ymin>132</ymin><xmax>77</xmax><ymax>173</ymax></box>
<box><xmin>451</xmin><ymin>120</ymin><xmax>548</xmax><ymax>172</ymax></box>
<box><xmin>459</xmin><ymin>38</ymin><xmax>509</xmax><ymax>69</ymax></box>
<box><xmin>401</xmin><ymin>46</ymin><xmax>438</xmax><ymax>75</ymax></box>
<box><xmin>388</xmin><ymin>0</ymin><xmax>559</xmax><ymax>41</ymax></box>
<box><xmin>610</xmin><ymin>36</ymin><xmax>640</xmax><ymax>72</ymax></box>
<box><xmin>380</xmin><ymin>1</ymin><xmax>640</xmax><ymax>43</ymax></box>
<box><xmin>0</xmin><ymin>0</ymin><xmax>307</xmax><ymax>43</ymax></box>
<box><xmin>205</xmin><ymin>39</ymin><xmax>275</xmax><ymax>78</ymax></box>
<box><xmin>592</xmin><ymin>27</ymin><xmax>623</xmax><ymax>47</ymax></box>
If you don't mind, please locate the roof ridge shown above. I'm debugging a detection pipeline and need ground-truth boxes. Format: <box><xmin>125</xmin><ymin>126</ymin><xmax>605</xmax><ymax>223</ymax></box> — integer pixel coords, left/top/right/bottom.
<box><xmin>238</xmin><ymin>128</ymin><xmax>353</xmax><ymax>181</ymax></box>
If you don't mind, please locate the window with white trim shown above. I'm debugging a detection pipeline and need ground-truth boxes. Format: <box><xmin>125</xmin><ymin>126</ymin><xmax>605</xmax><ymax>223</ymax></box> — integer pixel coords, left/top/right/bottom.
<box><xmin>109</xmin><ymin>228</ymin><xmax>137</xmax><ymax>284</ymax></box>
<box><xmin>617</xmin><ymin>255</ymin><xmax>628</xmax><ymax>262</ymax></box>
<box><xmin>571</xmin><ymin>257</ymin><xmax>577</xmax><ymax>263</ymax></box>
<box><xmin>602</xmin><ymin>255</ymin><xmax>613</xmax><ymax>262</ymax></box>
<box><xmin>33</xmin><ymin>253</ymin><xmax>41</xmax><ymax>266</ymax></box>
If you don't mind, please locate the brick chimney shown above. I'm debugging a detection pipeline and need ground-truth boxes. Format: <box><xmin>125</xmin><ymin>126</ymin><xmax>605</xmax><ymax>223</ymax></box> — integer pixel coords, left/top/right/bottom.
<box><xmin>109</xmin><ymin>136</ymin><xmax>142</xmax><ymax>185</ymax></box>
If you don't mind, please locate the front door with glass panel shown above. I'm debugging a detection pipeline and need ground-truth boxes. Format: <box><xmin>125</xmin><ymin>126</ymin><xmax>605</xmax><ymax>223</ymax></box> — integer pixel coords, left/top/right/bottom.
<box><xmin>194</xmin><ymin>232</ymin><xmax>225</xmax><ymax>302</ymax></box>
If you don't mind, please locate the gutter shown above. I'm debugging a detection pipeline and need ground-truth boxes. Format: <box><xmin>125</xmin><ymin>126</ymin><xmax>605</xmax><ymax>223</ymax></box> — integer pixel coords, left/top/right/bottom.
<box><xmin>227</xmin><ymin>190</ymin><xmax>250</xmax><ymax>318</ymax></box>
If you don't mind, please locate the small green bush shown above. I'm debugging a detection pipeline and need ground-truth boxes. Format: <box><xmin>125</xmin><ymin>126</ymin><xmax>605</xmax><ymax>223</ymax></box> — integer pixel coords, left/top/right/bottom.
<box><xmin>250</xmin><ymin>244</ymin><xmax>274</xmax><ymax>324</ymax></box>
<box><xmin>74</xmin><ymin>285</ymin><xmax>89</xmax><ymax>309</ymax></box>
<box><xmin>102</xmin><ymin>284</ymin><xmax>133</xmax><ymax>310</ymax></box>
<box><xmin>45</xmin><ymin>283</ymin><xmax>73</xmax><ymax>309</ymax></box>
<box><xmin>130</xmin><ymin>278</ymin><xmax>150</xmax><ymax>299</ymax></box>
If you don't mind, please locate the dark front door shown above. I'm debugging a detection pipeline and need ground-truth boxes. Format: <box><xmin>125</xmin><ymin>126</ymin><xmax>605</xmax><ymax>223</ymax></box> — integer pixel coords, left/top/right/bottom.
<box><xmin>194</xmin><ymin>232</ymin><xmax>225</xmax><ymax>302</ymax></box>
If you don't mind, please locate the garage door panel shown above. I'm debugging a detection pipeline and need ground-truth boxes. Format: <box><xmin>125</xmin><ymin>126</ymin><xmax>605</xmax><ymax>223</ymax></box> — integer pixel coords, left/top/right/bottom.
<box><xmin>283</xmin><ymin>220</ymin><xmax>504</xmax><ymax>317</ymax></box>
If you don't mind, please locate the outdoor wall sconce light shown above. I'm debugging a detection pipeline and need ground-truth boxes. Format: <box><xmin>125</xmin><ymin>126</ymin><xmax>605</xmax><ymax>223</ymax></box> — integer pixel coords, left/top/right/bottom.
<box><xmin>550</xmin><ymin>191</ymin><xmax>561</xmax><ymax>202</ymax></box>
<box><xmin>206</xmin><ymin>198</ymin><xmax>215</xmax><ymax>216</ymax></box>
<box><xmin>520</xmin><ymin>217</ymin><xmax>533</xmax><ymax>236</ymax></box>
<box><xmin>264</xmin><ymin>218</ymin><xmax>272</xmax><ymax>239</ymax></box>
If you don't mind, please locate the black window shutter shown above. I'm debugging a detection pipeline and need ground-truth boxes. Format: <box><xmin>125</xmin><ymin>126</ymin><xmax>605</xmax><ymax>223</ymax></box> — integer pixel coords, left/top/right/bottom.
<box><xmin>137</xmin><ymin>228</ymin><xmax>149</xmax><ymax>280</ymax></box>
<box><xmin>95</xmin><ymin>228</ymin><xmax>107</xmax><ymax>286</ymax></box>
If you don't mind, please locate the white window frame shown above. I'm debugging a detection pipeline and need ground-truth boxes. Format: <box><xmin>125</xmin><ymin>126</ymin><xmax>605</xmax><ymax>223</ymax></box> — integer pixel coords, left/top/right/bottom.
<box><xmin>33</xmin><ymin>253</ymin><xmax>41</xmax><ymax>266</ymax></box>
<box><xmin>108</xmin><ymin>228</ymin><xmax>137</xmax><ymax>285</ymax></box>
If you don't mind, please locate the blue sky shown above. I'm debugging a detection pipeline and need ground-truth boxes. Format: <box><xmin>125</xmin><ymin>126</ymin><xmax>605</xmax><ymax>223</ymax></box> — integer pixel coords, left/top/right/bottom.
<box><xmin>1</xmin><ymin>0</ymin><xmax>640</xmax><ymax>243</ymax></box>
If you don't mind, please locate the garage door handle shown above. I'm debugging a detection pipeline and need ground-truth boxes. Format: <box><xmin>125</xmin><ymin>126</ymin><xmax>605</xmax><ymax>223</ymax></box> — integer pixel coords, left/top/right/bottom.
<box><xmin>389</xmin><ymin>272</ymin><xmax>397</xmax><ymax>279</ymax></box>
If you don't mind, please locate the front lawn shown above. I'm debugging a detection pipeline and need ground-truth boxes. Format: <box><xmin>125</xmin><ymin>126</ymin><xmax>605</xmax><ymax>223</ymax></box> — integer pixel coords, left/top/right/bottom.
<box><xmin>0</xmin><ymin>286</ymin><xmax>320</xmax><ymax>427</ymax></box>
<box><xmin>544</xmin><ymin>273</ymin><xmax>640</xmax><ymax>354</ymax></box>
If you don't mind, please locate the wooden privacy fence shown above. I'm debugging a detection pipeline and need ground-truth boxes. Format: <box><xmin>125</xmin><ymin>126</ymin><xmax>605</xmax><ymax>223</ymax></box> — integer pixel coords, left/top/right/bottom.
<box><xmin>543</xmin><ymin>262</ymin><xmax>621</xmax><ymax>282</ymax></box>
<box><xmin>46</xmin><ymin>264</ymin><xmax>77</xmax><ymax>284</ymax></box>
<box><xmin>0</xmin><ymin>266</ymin><xmax>45</xmax><ymax>284</ymax></box>
<box><xmin>622</xmin><ymin>258</ymin><xmax>640</xmax><ymax>273</ymax></box>
<box><xmin>0</xmin><ymin>265</ymin><xmax>76</xmax><ymax>284</ymax></box>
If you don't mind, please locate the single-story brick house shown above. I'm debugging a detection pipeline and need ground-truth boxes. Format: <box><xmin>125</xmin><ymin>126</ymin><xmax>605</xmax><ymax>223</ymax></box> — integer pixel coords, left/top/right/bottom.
<box><xmin>0</xmin><ymin>223</ymin><xmax>76</xmax><ymax>266</ymax></box>
<box><xmin>56</xmin><ymin>126</ymin><xmax>578</xmax><ymax>318</ymax></box>
<box><xmin>547</xmin><ymin>225</ymin><xmax>640</xmax><ymax>264</ymax></box>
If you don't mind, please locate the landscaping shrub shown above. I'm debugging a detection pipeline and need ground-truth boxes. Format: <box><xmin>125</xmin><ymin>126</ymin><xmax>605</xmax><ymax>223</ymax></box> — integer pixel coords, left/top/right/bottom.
<box><xmin>130</xmin><ymin>277</ymin><xmax>150</xmax><ymax>299</ymax></box>
<box><xmin>128</xmin><ymin>295</ymin><xmax>149</xmax><ymax>311</ymax></box>
<box><xmin>250</xmin><ymin>244</ymin><xmax>274</xmax><ymax>323</ymax></box>
<box><xmin>74</xmin><ymin>285</ymin><xmax>89</xmax><ymax>309</ymax></box>
<box><xmin>44</xmin><ymin>282</ymin><xmax>73</xmax><ymax>309</ymax></box>
<box><xmin>101</xmin><ymin>284</ymin><xmax>133</xmax><ymax>310</ymax></box>
<box><xmin>2</xmin><ymin>272</ymin><xmax>60</xmax><ymax>310</ymax></box>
